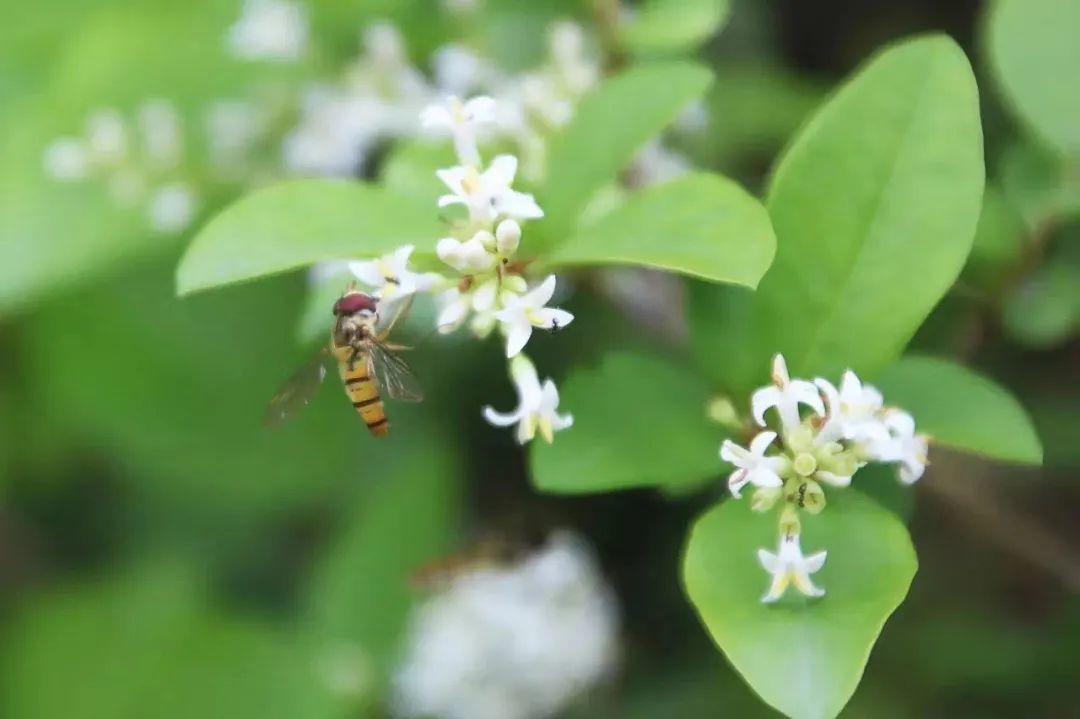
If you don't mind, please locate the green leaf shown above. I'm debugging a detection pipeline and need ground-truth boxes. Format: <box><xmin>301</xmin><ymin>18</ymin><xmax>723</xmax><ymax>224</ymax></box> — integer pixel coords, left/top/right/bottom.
<box><xmin>542</xmin><ymin>172</ymin><xmax>775</xmax><ymax>286</ymax></box>
<box><xmin>1003</xmin><ymin>249</ymin><xmax>1080</xmax><ymax>349</ymax></box>
<box><xmin>530</xmin><ymin>352</ymin><xmax>720</xmax><ymax>494</ymax></box>
<box><xmin>999</xmin><ymin>141</ymin><xmax>1080</xmax><ymax>229</ymax></box>
<box><xmin>620</xmin><ymin>0</ymin><xmax>731</xmax><ymax>57</ymax></box>
<box><xmin>875</xmin><ymin>355</ymin><xmax>1043</xmax><ymax>465</ymax></box>
<box><xmin>987</xmin><ymin>0</ymin><xmax>1080</xmax><ymax>156</ymax></box>
<box><xmin>306</xmin><ymin>435</ymin><xmax>461</xmax><ymax>702</ymax></box>
<box><xmin>535</xmin><ymin>63</ymin><xmax>713</xmax><ymax>252</ymax></box>
<box><xmin>683</xmin><ymin>491</ymin><xmax>917</xmax><ymax>719</ymax></box>
<box><xmin>694</xmin><ymin>36</ymin><xmax>984</xmax><ymax>393</ymax></box>
<box><xmin>177</xmin><ymin>180</ymin><xmax>440</xmax><ymax>296</ymax></box>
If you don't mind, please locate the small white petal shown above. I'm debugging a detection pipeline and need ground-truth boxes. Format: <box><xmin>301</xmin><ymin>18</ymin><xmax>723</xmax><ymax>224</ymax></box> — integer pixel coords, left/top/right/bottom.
<box><xmin>504</xmin><ymin>322</ymin><xmax>533</xmax><ymax>357</ymax></box>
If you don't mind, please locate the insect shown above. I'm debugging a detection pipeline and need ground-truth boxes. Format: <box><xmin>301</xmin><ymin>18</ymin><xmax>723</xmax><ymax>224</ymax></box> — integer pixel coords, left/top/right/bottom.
<box><xmin>265</xmin><ymin>289</ymin><xmax>422</xmax><ymax>436</ymax></box>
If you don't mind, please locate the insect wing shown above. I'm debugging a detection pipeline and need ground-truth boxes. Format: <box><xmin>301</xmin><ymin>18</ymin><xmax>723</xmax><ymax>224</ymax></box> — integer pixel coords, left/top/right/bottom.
<box><xmin>368</xmin><ymin>340</ymin><xmax>424</xmax><ymax>403</ymax></box>
<box><xmin>265</xmin><ymin>350</ymin><xmax>332</xmax><ymax>426</ymax></box>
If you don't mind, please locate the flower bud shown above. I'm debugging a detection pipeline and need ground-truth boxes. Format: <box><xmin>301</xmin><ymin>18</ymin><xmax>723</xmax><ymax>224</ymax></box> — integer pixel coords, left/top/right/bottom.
<box><xmin>495</xmin><ymin>219</ymin><xmax>521</xmax><ymax>255</ymax></box>
<box><xmin>473</xmin><ymin>229</ymin><xmax>496</xmax><ymax>252</ymax></box>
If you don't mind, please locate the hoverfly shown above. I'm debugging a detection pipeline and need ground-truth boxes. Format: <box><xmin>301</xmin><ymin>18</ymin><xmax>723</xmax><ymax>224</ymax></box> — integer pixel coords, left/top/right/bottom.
<box><xmin>265</xmin><ymin>289</ymin><xmax>422</xmax><ymax>436</ymax></box>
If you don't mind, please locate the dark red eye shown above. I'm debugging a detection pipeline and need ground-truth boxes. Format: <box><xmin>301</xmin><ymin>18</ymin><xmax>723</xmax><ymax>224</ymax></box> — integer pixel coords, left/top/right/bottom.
<box><xmin>333</xmin><ymin>292</ymin><xmax>378</xmax><ymax>315</ymax></box>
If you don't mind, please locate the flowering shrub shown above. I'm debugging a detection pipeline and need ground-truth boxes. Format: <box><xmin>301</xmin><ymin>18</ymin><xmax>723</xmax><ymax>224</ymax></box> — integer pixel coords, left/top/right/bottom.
<box><xmin>5</xmin><ymin>1</ymin><xmax>1069</xmax><ymax>719</ymax></box>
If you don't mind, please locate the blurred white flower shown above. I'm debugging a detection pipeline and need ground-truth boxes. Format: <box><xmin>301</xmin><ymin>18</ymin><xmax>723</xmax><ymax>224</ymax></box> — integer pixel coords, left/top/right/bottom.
<box><xmin>228</xmin><ymin>0</ymin><xmax>308</xmax><ymax>61</ymax></box>
<box><xmin>348</xmin><ymin>245</ymin><xmax>441</xmax><ymax>303</ymax></box>
<box><xmin>206</xmin><ymin>99</ymin><xmax>266</xmax><ymax>167</ymax></box>
<box><xmin>629</xmin><ymin>140</ymin><xmax>690</xmax><ymax>188</ymax></box>
<box><xmin>720</xmin><ymin>431</ymin><xmax>787</xmax><ymax>499</ymax></box>
<box><xmin>433</xmin><ymin>45</ymin><xmax>497</xmax><ymax>97</ymax></box>
<box><xmin>422</xmin><ymin>95</ymin><xmax>497</xmax><ymax>167</ymax></box>
<box><xmin>757</xmin><ymin>534</ymin><xmax>827</xmax><ymax>603</ymax></box>
<box><xmin>137</xmin><ymin>99</ymin><xmax>183</xmax><ymax>170</ymax></box>
<box><xmin>393</xmin><ymin>531</ymin><xmax>617</xmax><ymax>719</ymax></box>
<box><xmin>43</xmin><ymin>137</ymin><xmax>88</xmax><ymax>181</ymax></box>
<box><xmin>147</xmin><ymin>182</ymin><xmax>197</xmax><ymax>233</ymax></box>
<box><xmin>495</xmin><ymin>275</ymin><xmax>573</xmax><ymax>358</ymax></box>
<box><xmin>483</xmin><ymin>355</ymin><xmax>573</xmax><ymax>444</ymax></box>
<box><xmin>751</xmin><ymin>354</ymin><xmax>825</xmax><ymax>434</ymax></box>
<box><xmin>284</xmin><ymin>89</ymin><xmax>389</xmax><ymax>177</ymax></box>
<box><xmin>437</xmin><ymin>155</ymin><xmax>543</xmax><ymax>224</ymax></box>
<box><xmin>85</xmin><ymin>108</ymin><xmax>128</xmax><ymax>164</ymax></box>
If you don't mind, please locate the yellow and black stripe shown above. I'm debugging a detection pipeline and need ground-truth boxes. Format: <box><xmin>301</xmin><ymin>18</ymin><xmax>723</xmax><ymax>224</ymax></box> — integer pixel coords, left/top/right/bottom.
<box><xmin>333</xmin><ymin>345</ymin><xmax>389</xmax><ymax>437</ymax></box>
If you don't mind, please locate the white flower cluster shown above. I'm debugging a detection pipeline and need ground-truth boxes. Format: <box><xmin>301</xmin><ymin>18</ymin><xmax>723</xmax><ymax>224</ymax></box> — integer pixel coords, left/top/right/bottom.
<box><xmin>346</xmin><ymin>95</ymin><xmax>575</xmax><ymax>444</ymax></box>
<box><xmin>392</xmin><ymin>532</ymin><xmax>619</xmax><ymax>719</ymax></box>
<box><xmin>42</xmin><ymin>102</ymin><xmax>198</xmax><ymax>234</ymax></box>
<box><xmin>228</xmin><ymin>0</ymin><xmax>309</xmax><ymax>62</ymax></box>
<box><xmin>720</xmin><ymin>354</ymin><xmax>929</xmax><ymax>603</ymax></box>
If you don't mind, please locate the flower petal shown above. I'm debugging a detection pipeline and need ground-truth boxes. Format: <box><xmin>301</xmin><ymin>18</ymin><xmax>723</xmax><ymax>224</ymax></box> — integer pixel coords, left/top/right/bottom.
<box><xmin>504</xmin><ymin>321</ymin><xmax>533</xmax><ymax>357</ymax></box>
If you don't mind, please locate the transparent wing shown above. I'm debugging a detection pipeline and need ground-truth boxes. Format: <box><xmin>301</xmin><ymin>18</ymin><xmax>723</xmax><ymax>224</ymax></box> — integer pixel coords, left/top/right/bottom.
<box><xmin>368</xmin><ymin>340</ymin><xmax>424</xmax><ymax>403</ymax></box>
<box><xmin>264</xmin><ymin>350</ymin><xmax>333</xmax><ymax>427</ymax></box>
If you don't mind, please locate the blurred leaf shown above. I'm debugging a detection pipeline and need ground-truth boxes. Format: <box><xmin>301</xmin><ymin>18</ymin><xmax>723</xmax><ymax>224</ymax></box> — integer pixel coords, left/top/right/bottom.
<box><xmin>0</xmin><ymin>562</ymin><xmax>328</xmax><ymax>719</ymax></box>
<box><xmin>306</xmin><ymin>433</ymin><xmax>461</xmax><ymax>706</ymax></box>
<box><xmin>530</xmin><ymin>352</ymin><xmax>720</xmax><ymax>494</ymax></box>
<box><xmin>1002</xmin><ymin>249</ymin><xmax>1080</xmax><ymax>348</ymax></box>
<box><xmin>987</xmin><ymin>0</ymin><xmax>1080</xmax><ymax>156</ymax></box>
<box><xmin>380</xmin><ymin>140</ymin><xmax>457</xmax><ymax>204</ymax></box>
<box><xmin>693</xmin><ymin>36</ymin><xmax>984</xmax><ymax>394</ymax></box>
<box><xmin>876</xmin><ymin>355</ymin><xmax>1042</xmax><ymax>465</ymax></box>
<box><xmin>854</xmin><ymin>464</ymin><xmax>915</xmax><ymax>522</ymax></box>
<box><xmin>683</xmin><ymin>491</ymin><xmax>917</xmax><ymax>719</ymax></box>
<box><xmin>536</xmin><ymin>62</ymin><xmax>713</xmax><ymax>251</ymax></box>
<box><xmin>963</xmin><ymin>185</ymin><xmax>1025</xmax><ymax>290</ymax></box>
<box><xmin>296</xmin><ymin>268</ymin><xmax>352</xmax><ymax>345</ymax></box>
<box><xmin>620</xmin><ymin>0</ymin><xmax>731</xmax><ymax>57</ymax></box>
<box><xmin>177</xmin><ymin>181</ymin><xmax>440</xmax><ymax>295</ymax></box>
<box><xmin>542</xmin><ymin>173</ymin><xmax>775</xmax><ymax>286</ymax></box>
<box><xmin>999</xmin><ymin>141</ymin><xmax>1080</xmax><ymax>229</ymax></box>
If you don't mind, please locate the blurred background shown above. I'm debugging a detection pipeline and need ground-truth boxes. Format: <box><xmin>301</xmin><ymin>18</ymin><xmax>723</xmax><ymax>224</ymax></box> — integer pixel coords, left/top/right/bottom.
<box><xmin>1</xmin><ymin>0</ymin><xmax>1077</xmax><ymax>717</ymax></box>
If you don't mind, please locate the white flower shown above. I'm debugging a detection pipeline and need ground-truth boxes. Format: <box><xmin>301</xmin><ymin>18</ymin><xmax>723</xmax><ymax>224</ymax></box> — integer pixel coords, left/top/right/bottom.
<box><xmin>392</xmin><ymin>532</ymin><xmax>617</xmax><ymax>719</ymax></box>
<box><xmin>436</xmin><ymin>233</ymin><xmax>497</xmax><ymax>273</ymax></box>
<box><xmin>227</xmin><ymin>0</ymin><xmax>308</xmax><ymax>61</ymax></box>
<box><xmin>422</xmin><ymin>95</ymin><xmax>497</xmax><ymax>167</ymax></box>
<box><xmin>872</xmin><ymin>410</ymin><xmax>929</xmax><ymax>484</ymax></box>
<box><xmin>495</xmin><ymin>275</ymin><xmax>573</xmax><ymax>358</ymax></box>
<box><xmin>719</xmin><ymin>431</ymin><xmax>787</xmax><ymax>499</ymax></box>
<box><xmin>437</xmin><ymin>155</ymin><xmax>543</xmax><ymax>224</ymax></box>
<box><xmin>815</xmin><ymin>370</ymin><xmax>889</xmax><ymax>445</ymax></box>
<box><xmin>752</xmin><ymin>354</ymin><xmax>825</xmax><ymax>433</ymax></box>
<box><xmin>483</xmin><ymin>355</ymin><xmax>573</xmax><ymax>444</ymax></box>
<box><xmin>147</xmin><ymin>183</ymin><xmax>197</xmax><ymax>234</ymax></box>
<box><xmin>757</xmin><ymin>534</ymin><xmax>827</xmax><ymax>603</ymax></box>
<box><xmin>348</xmin><ymin>245</ymin><xmax>440</xmax><ymax>303</ymax></box>
<box><xmin>206</xmin><ymin>99</ymin><xmax>266</xmax><ymax>167</ymax></box>
<box><xmin>43</xmin><ymin>137</ymin><xmax>88</xmax><ymax>181</ymax></box>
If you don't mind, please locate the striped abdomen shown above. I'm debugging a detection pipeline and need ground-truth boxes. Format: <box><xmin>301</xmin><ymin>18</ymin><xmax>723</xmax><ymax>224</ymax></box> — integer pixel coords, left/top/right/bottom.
<box><xmin>333</xmin><ymin>345</ymin><xmax>388</xmax><ymax>437</ymax></box>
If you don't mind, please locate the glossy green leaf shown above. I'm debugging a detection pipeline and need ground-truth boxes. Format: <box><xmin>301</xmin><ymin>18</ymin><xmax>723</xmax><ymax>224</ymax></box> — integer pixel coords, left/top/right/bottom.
<box><xmin>694</xmin><ymin>36</ymin><xmax>983</xmax><ymax>394</ymax></box>
<box><xmin>542</xmin><ymin>173</ymin><xmax>775</xmax><ymax>286</ymax></box>
<box><xmin>536</xmin><ymin>63</ymin><xmax>713</xmax><ymax>251</ymax></box>
<box><xmin>876</xmin><ymin>355</ymin><xmax>1042</xmax><ymax>465</ymax></box>
<box><xmin>177</xmin><ymin>180</ymin><xmax>439</xmax><ymax>295</ymax></box>
<box><xmin>530</xmin><ymin>352</ymin><xmax>720</xmax><ymax>494</ymax></box>
<box><xmin>620</xmin><ymin>0</ymin><xmax>731</xmax><ymax>56</ymax></box>
<box><xmin>683</xmin><ymin>491</ymin><xmax>917</xmax><ymax>719</ymax></box>
<box><xmin>987</xmin><ymin>0</ymin><xmax>1080</xmax><ymax>156</ymax></box>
